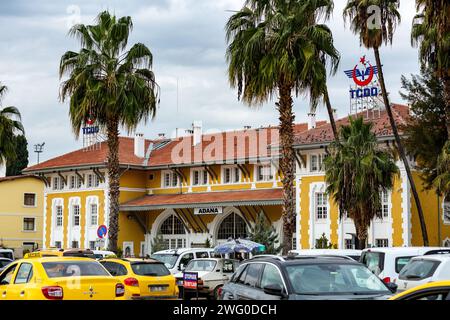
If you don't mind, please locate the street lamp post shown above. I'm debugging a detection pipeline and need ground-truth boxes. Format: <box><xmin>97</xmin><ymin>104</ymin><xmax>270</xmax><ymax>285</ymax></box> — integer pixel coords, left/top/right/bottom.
<box><xmin>34</xmin><ymin>142</ymin><xmax>45</xmax><ymax>164</ymax></box>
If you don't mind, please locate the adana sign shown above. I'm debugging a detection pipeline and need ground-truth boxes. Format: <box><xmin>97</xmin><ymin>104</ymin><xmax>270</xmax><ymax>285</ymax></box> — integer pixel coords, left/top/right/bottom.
<box><xmin>344</xmin><ymin>55</ymin><xmax>379</xmax><ymax>99</ymax></box>
<box><xmin>194</xmin><ymin>207</ymin><xmax>223</xmax><ymax>215</ymax></box>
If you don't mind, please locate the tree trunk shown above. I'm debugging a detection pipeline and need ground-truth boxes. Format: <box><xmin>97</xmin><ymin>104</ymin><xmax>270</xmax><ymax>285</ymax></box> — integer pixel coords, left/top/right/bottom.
<box><xmin>355</xmin><ymin>221</ymin><xmax>367</xmax><ymax>250</ymax></box>
<box><xmin>106</xmin><ymin>117</ymin><xmax>120</xmax><ymax>252</ymax></box>
<box><xmin>374</xmin><ymin>46</ymin><xmax>429</xmax><ymax>246</ymax></box>
<box><xmin>278</xmin><ymin>80</ymin><xmax>296</xmax><ymax>255</ymax></box>
<box><xmin>324</xmin><ymin>88</ymin><xmax>338</xmax><ymax>139</ymax></box>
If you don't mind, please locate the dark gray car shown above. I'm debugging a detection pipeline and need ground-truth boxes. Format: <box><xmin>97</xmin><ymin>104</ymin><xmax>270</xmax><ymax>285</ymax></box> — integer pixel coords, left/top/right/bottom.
<box><xmin>220</xmin><ymin>256</ymin><xmax>396</xmax><ymax>300</ymax></box>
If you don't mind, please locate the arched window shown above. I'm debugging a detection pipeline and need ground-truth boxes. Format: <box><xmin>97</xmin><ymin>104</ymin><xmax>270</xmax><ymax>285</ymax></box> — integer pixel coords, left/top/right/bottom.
<box><xmin>217</xmin><ymin>212</ymin><xmax>248</xmax><ymax>240</ymax></box>
<box><xmin>158</xmin><ymin>214</ymin><xmax>187</xmax><ymax>249</ymax></box>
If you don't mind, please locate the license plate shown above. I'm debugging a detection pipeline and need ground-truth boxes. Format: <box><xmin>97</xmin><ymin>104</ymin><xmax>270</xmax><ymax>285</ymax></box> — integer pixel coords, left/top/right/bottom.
<box><xmin>150</xmin><ymin>285</ymin><xmax>167</xmax><ymax>292</ymax></box>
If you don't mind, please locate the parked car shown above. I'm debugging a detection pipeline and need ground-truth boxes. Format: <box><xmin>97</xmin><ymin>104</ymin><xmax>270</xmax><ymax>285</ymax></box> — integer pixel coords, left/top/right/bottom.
<box><xmin>174</xmin><ymin>258</ymin><xmax>240</xmax><ymax>300</ymax></box>
<box><xmin>390</xmin><ymin>281</ymin><xmax>450</xmax><ymax>300</ymax></box>
<box><xmin>220</xmin><ymin>256</ymin><xmax>396</xmax><ymax>300</ymax></box>
<box><xmin>151</xmin><ymin>248</ymin><xmax>215</xmax><ymax>274</ymax></box>
<box><xmin>360</xmin><ymin>247</ymin><xmax>450</xmax><ymax>284</ymax></box>
<box><xmin>92</xmin><ymin>250</ymin><xmax>116</xmax><ymax>260</ymax></box>
<box><xmin>0</xmin><ymin>258</ymin><xmax>12</xmax><ymax>272</ymax></box>
<box><xmin>0</xmin><ymin>249</ymin><xmax>14</xmax><ymax>260</ymax></box>
<box><xmin>0</xmin><ymin>256</ymin><xmax>124</xmax><ymax>300</ymax></box>
<box><xmin>100</xmin><ymin>258</ymin><xmax>178</xmax><ymax>300</ymax></box>
<box><xmin>25</xmin><ymin>248</ymin><xmax>96</xmax><ymax>259</ymax></box>
<box><xmin>289</xmin><ymin>249</ymin><xmax>362</xmax><ymax>261</ymax></box>
<box><xmin>396</xmin><ymin>254</ymin><xmax>450</xmax><ymax>292</ymax></box>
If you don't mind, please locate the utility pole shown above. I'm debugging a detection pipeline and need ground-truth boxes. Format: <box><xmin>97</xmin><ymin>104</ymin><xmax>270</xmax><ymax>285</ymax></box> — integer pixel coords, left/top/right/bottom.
<box><xmin>34</xmin><ymin>142</ymin><xmax>45</xmax><ymax>164</ymax></box>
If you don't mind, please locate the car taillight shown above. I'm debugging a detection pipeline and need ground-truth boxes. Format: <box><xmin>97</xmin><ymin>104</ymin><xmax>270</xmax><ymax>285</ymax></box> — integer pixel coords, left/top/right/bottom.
<box><xmin>42</xmin><ymin>286</ymin><xmax>63</xmax><ymax>300</ymax></box>
<box><xmin>115</xmin><ymin>283</ymin><xmax>125</xmax><ymax>297</ymax></box>
<box><xmin>382</xmin><ymin>277</ymin><xmax>391</xmax><ymax>284</ymax></box>
<box><xmin>124</xmin><ymin>277</ymin><xmax>139</xmax><ymax>287</ymax></box>
<box><xmin>217</xmin><ymin>287</ymin><xmax>223</xmax><ymax>297</ymax></box>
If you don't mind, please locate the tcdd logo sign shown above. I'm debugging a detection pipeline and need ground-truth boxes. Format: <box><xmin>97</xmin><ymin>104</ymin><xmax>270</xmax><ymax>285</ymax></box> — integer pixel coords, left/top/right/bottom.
<box><xmin>344</xmin><ymin>55</ymin><xmax>379</xmax><ymax>99</ymax></box>
<box><xmin>97</xmin><ymin>225</ymin><xmax>108</xmax><ymax>239</ymax></box>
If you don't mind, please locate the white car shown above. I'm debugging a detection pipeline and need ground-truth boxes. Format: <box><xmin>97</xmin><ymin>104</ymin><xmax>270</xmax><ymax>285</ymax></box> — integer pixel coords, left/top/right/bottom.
<box><xmin>360</xmin><ymin>247</ymin><xmax>450</xmax><ymax>284</ymax></box>
<box><xmin>396</xmin><ymin>254</ymin><xmax>450</xmax><ymax>292</ymax></box>
<box><xmin>288</xmin><ymin>249</ymin><xmax>362</xmax><ymax>261</ymax></box>
<box><xmin>0</xmin><ymin>249</ymin><xmax>14</xmax><ymax>261</ymax></box>
<box><xmin>174</xmin><ymin>258</ymin><xmax>240</xmax><ymax>299</ymax></box>
<box><xmin>151</xmin><ymin>248</ymin><xmax>216</xmax><ymax>274</ymax></box>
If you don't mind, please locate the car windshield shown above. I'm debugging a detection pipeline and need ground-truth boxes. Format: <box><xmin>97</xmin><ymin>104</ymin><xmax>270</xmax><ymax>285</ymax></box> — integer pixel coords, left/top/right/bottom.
<box><xmin>150</xmin><ymin>254</ymin><xmax>179</xmax><ymax>269</ymax></box>
<box><xmin>286</xmin><ymin>263</ymin><xmax>390</xmax><ymax>295</ymax></box>
<box><xmin>131</xmin><ymin>262</ymin><xmax>170</xmax><ymax>276</ymax></box>
<box><xmin>399</xmin><ymin>259</ymin><xmax>441</xmax><ymax>280</ymax></box>
<box><xmin>42</xmin><ymin>261</ymin><xmax>110</xmax><ymax>278</ymax></box>
<box><xmin>185</xmin><ymin>260</ymin><xmax>217</xmax><ymax>272</ymax></box>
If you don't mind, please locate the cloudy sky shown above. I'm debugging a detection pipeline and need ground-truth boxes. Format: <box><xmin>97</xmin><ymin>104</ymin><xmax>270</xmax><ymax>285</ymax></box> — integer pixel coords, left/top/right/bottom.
<box><xmin>0</xmin><ymin>0</ymin><xmax>420</xmax><ymax>165</ymax></box>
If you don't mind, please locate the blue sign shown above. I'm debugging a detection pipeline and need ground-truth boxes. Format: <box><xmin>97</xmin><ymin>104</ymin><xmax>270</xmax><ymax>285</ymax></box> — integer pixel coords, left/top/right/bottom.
<box><xmin>349</xmin><ymin>87</ymin><xmax>379</xmax><ymax>99</ymax></box>
<box><xmin>97</xmin><ymin>225</ymin><xmax>108</xmax><ymax>239</ymax></box>
<box><xmin>82</xmin><ymin>126</ymin><xmax>100</xmax><ymax>135</ymax></box>
<box><xmin>183</xmin><ymin>272</ymin><xmax>198</xmax><ymax>290</ymax></box>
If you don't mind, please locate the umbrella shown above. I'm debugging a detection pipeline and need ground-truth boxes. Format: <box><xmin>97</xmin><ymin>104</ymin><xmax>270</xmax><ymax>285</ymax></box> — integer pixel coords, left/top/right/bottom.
<box><xmin>214</xmin><ymin>238</ymin><xmax>266</xmax><ymax>254</ymax></box>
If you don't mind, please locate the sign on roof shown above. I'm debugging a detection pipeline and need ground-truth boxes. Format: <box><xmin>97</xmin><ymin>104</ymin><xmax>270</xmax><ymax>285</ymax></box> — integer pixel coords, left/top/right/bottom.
<box><xmin>194</xmin><ymin>207</ymin><xmax>223</xmax><ymax>215</ymax></box>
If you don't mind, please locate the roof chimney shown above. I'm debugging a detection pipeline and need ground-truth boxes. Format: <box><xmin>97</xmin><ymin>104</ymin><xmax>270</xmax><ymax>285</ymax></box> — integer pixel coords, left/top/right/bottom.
<box><xmin>308</xmin><ymin>113</ymin><xmax>316</xmax><ymax>130</ymax></box>
<box><xmin>244</xmin><ymin>125</ymin><xmax>251</xmax><ymax>130</ymax></box>
<box><xmin>192</xmin><ymin>121</ymin><xmax>202</xmax><ymax>146</ymax></box>
<box><xmin>157</xmin><ymin>133</ymin><xmax>166</xmax><ymax>139</ymax></box>
<box><xmin>134</xmin><ymin>133</ymin><xmax>145</xmax><ymax>158</ymax></box>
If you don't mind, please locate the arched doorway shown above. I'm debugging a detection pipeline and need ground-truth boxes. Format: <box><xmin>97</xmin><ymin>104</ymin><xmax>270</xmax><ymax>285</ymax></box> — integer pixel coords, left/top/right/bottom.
<box><xmin>217</xmin><ymin>212</ymin><xmax>249</xmax><ymax>241</ymax></box>
<box><xmin>159</xmin><ymin>214</ymin><xmax>187</xmax><ymax>249</ymax></box>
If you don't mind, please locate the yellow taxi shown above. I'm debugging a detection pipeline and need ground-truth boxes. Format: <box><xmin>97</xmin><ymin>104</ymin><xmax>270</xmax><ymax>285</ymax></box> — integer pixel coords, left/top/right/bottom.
<box><xmin>24</xmin><ymin>248</ymin><xmax>95</xmax><ymax>258</ymax></box>
<box><xmin>99</xmin><ymin>258</ymin><xmax>178</xmax><ymax>300</ymax></box>
<box><xmin>0</xmin><ymin>255</ymin><xmax>125</xmax><ymax>300</ymax></box>
<box><xmin>389</xmin><ymin>281</ymin><xmax>450</xmax><ymax>300</ymax></box>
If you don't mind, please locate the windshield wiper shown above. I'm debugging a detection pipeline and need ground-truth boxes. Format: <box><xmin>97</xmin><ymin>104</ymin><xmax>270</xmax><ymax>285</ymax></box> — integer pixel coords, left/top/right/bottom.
<box><xmin>405</xmin><ymin>275</ymin><xmax>422</xmax><ymax>279</ymax></box>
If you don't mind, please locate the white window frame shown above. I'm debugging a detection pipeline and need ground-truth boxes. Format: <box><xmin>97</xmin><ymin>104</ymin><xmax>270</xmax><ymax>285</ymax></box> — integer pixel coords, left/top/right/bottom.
<box><xmin>375</xmin><ymin>238</ymin><xmax>389</xmax><ymax>247</ymax></box>
<box><xmin>22</xmin><ymin>217</ymin><xmax>36</xmax><ymax>232</ymax></box>
<box><xmin>256</xmin><ymin>164</ymin><xmax>273</xmax><ymax>182</ymax></box>
<box><xmin>191</xmin><ymin>168</ymin><xmax>209</xmax><ymax>186</ymax></box>
<box><xmin>73</xmin><ymin>204</ymin><xmax>80</xmax><ymax>227</ymax></box>
<box><xmin>161</xmin><ymin>170</ymin><xmax>180</xmax><ymax>188</ymax></box>
<box><xmin>23</xmin><ymin>193</ymin><xmax>37</xmax><ymax>207</ymax></box>
<box><xmin>52</xmin><ymin>176</ymin><xmax>64</xmax><ymax>191</ymax></box>
<box><xmin>69</xmin><ymin>175</ymin><xmax>76</xmax><ymax>189</ymax></box>
<box><xmin>55</xmin><ymin>205</ymin><xmax>63</xmax><ymax>228</ymax></box>
<box><xmin>315</xmin><ymin>192</ymin><xmax>328</xmax><ymax>221</ymax></box>
<box><xmin>380</xmin><ymin>191</ymin><xmax>390</xmax><ymax>219</ymax></box>
<box><xmin>222</xmin><ymin>165</ymin><xmax>241</xmax><ymax>184</ymax></box>
<box><xmin>90</xmin><ymin>203</ymin><xmax>98</xmax><ymax>226</ymax></box>
<box><xmin>309</xmin><ymin>154</ymin><xmax>325</xmax><ymax>172</ymax></box>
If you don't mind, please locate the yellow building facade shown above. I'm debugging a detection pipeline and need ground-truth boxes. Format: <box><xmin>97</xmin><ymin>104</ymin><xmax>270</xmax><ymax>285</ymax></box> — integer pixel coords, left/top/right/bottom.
<box><xmin>23</xmin><ymin>105</ymin><xmax>450</xmax><ymax>255</ymax></box>
<box><xmin>0</xmin><ymin>175</ymin><xmax>44</xmax><ymax>256</ymax></box>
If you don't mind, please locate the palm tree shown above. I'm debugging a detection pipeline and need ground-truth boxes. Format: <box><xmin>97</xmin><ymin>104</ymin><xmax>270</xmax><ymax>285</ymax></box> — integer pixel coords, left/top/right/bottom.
<box><xmin>343</xmin><ymin>0</ymin><xmax>429</xmax><ymax>245</ymax></box>
<box><xmin>324</xmin><ymin>117</ymin><xmax>399</xmax><ymax>249</ymax></box>
<box><xmin>59</xmin><ymin>11</ymin><xmax>159</xmax><ymax>252</ymax></box>
<box><xmin>0</xmin><ymin>84</ymin><xmax>25</xmax><ymax>166</ymax></box>
<box><xmin>226</xmin><ymin>0</ymin><xmax>340</xmax><ymax>253</ymax></box>
<box><xmin>411</xmin><ymin>0</ymin><xmax>450</xmax><ymax>137</ymax></box>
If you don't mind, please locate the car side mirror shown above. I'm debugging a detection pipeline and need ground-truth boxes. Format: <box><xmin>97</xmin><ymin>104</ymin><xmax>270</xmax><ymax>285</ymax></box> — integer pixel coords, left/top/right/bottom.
<box><xmin>386</xmin><ymin>282</ymin><xmax>398</xmax><ymax>294</ymax></box>
<box><xmin>263</xmin><ymin>284</ymin><xmax>286</xmax><ymax>297</ymax></box>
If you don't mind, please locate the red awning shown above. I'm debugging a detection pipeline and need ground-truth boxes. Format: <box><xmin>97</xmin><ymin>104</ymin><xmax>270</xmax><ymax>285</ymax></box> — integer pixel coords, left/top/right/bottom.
<box><xmin>120</xmin><ymin>189</ymin><xmax>283</xmax><ymax>211</ymax></box>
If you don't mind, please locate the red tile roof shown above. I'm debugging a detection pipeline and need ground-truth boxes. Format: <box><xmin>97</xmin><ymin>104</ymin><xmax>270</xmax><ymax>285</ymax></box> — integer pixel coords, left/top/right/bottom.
<box><xmin>0</xmin><ymin>175</ymin><xmax>42</xmax><ymax>183</ymax></box>
<box><xmin>24</xmin><ymin>121</ymin><xmax>317</xmax><ymax>172</ymax></box>
<box><xmin>120</xmin><ymin>188</ymin><xmax>283</xmax><ymax>210</ymax></box>
<box><xmin>293</xmin><ymin>104</ymin><xmax>409</xmax><ymax>146</ymax></box>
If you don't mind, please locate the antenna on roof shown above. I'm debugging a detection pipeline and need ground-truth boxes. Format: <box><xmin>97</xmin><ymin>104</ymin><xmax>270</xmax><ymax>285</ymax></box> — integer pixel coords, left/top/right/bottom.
<box><xmin>34</xmin><ymin>142</ymin><xmax>45</xmax><ymax>164</ymax></box>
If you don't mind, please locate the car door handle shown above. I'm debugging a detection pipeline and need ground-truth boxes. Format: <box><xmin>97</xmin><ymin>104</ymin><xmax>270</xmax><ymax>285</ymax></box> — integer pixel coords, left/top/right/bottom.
<box><xmin>1</xmin><ymin>291</ymin><xmax>6</xmax><ymax>298</ymax></box>
<box><xmin>20</xmin><ymin>290</ymin><xmax>25</xmax><ymax>296</ymax></box>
